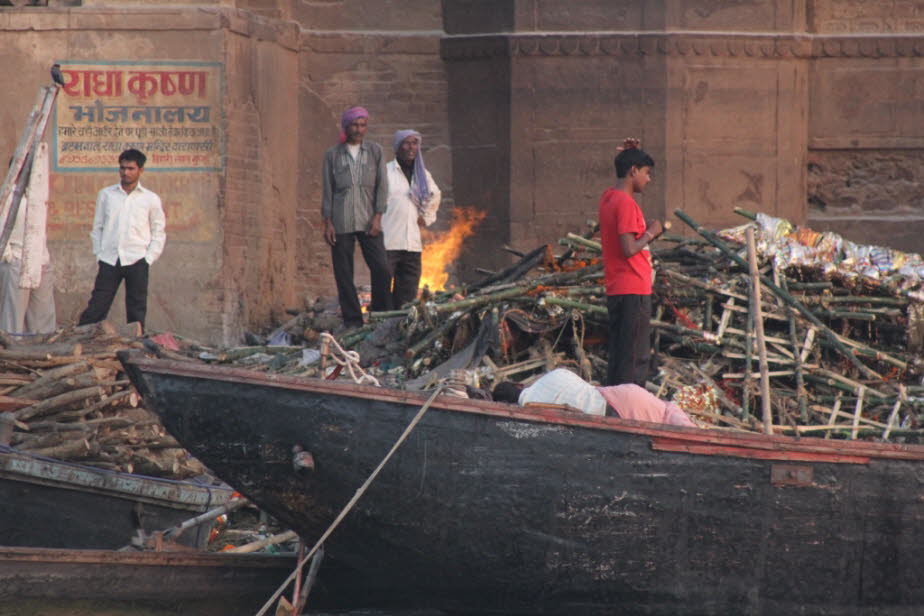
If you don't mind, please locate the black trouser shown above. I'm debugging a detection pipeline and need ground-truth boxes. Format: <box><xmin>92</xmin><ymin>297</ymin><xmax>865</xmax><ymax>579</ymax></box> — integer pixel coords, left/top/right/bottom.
<box><xmin>387</xmin><ymin>249</ymin><xmax>422</xmax><ymax>309</ymax></box>
<box><xmin>78</xmin><ymin>259</ymin><xmax>150</xmax><ymax>329</ymax></box>
<box><xmin>606</xmin><ymin>294</ymin><xmax>652</xmax><ymax>387</ymax></box>
<box><xmin>331</xmin><ymin>232</ymin><xmax>392</xmax><ymax>326</ymax></box>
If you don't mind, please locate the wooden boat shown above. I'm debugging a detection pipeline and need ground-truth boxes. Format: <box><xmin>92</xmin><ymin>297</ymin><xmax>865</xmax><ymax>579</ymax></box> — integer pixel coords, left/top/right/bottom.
<box><xmin>0</xmin><ymin>444</ymin><xmax>232</xmax><ymax>549</ymax></box>
<box><xmin>119</xmin><ymin>350</ymin><xmax>924</xmax><ymax>615</ymax></box>
<box><xmin>0</xmin><ymin>546</ymin><xmax>296</xmax><ymax>615</ymax></box>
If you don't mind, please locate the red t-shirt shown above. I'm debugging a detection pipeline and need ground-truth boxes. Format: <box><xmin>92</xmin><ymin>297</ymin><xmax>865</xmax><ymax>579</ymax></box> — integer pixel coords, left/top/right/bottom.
<box><xmin>599</xmin><ymin>188</ymin><xmax>652</xmax><ymax>295</ymax></box>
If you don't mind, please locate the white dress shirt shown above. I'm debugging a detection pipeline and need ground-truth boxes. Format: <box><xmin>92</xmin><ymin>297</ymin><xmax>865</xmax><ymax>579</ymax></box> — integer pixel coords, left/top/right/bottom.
<box><xmin>90</xmin><ymin>182</ymin><xmax>166</xmax><ymax>266</ymax></box>
<box><xmin>382</xmin><ymin>160</ymin><xmax>441</xmax><ymax>252</ymax></box>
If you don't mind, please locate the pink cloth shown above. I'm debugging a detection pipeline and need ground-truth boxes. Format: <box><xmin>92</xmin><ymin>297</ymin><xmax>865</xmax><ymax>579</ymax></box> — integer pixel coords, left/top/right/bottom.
<box><xmin>339</xmin><ymin>106</ymin><xmax>369</xmax><ymax>143</ymax></box>
<box><xmin>596</xmin><ymin>384</ymin><xmax>697</xmax><ymax>428</ymax></box>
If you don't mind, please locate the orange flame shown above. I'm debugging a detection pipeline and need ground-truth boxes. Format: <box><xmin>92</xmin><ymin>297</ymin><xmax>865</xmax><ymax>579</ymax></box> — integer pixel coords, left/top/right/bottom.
<box><xmin>420</xmin><ymin>206</ymin><xmax>487</xmax><ymax>291</ymax></box>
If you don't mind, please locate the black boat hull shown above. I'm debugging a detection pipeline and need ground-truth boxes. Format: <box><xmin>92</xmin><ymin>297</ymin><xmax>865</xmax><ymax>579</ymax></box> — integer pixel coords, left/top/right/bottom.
<box><xmin>121</xmin><ymin>352</ymin><xmax>924</xmax><ymax>615</ymax></box>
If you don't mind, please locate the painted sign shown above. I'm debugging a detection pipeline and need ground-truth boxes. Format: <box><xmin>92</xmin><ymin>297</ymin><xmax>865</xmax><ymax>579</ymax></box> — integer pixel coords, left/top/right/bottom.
<box><xmin>53</xmin><ymin>61</ymin><xmax>222</xmax><ymax>172</ymax></box>
<box><xmin>48</xmin><ymin>61</ymin><xmax>223</xmax><ymax>243</ymax></box>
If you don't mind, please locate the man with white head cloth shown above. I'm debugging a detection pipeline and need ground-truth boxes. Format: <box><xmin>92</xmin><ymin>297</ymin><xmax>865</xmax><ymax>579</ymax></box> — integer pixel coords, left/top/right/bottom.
<box><xmin>381</xmin><ymin>129</ymin><xmax>441</xmax><ymax>308</ymax></box>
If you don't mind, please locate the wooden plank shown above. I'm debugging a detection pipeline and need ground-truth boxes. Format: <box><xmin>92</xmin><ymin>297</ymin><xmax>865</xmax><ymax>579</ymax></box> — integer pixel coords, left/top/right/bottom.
<box><xmin>650</xmin><ymin>437</ymin><xmax>871</xmax><ymax>464</ymax></box>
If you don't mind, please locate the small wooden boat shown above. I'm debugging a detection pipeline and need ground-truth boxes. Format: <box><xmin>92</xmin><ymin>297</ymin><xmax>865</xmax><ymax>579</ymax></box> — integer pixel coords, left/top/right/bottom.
<box><xmin>119</xmin><ymin>350</ymin><xmax>924</xmax><ymax>615</ymax></box>
<box><xmin>0</xmin><ymin>444</ymin><xmax>232</xmax><ymax>549</ymax></box>
<box><xmin>0</xmin><ymin>546</ymin><xmax>296</xmax><ymax>614</ymax></box>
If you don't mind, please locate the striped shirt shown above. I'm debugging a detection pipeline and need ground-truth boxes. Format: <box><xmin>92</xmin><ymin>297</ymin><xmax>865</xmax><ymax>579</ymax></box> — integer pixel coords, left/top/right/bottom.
<box><xmin>321</xmin><ymin>141</ymin><xmax>389</xmax><ymax>233</ymax></box>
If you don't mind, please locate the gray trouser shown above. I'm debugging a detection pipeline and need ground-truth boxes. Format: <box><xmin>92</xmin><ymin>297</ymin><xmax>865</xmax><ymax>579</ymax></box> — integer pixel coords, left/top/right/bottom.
<box><xmin>0</xmin><ymin>259</ymin><xmax>56</xmax><ymax>335</ymax></box>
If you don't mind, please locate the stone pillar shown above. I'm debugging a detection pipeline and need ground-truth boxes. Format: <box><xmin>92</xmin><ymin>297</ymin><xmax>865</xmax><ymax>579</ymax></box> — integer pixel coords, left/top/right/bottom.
<box><xmin>805</xmin><ymin>1</ymin><xmax>924</xmax><ymax>253</ymax></box>
<box><xmin>444</xmin><ymin>0</ymin><xmax>810</xmax><ymax>273</ymax></box>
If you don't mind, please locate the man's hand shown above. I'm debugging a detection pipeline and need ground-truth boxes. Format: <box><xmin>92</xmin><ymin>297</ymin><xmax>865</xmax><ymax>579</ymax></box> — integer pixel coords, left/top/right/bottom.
<box><xmin>368</xmin><ymin>213</ymin><xmax>383</xmax><ymax>237</ymax></box>
<box><xmin>645</xmin><ymin>219</ymin><xmax>664</xmax><ymax>240</ymax></box>
<box><xmin>324</xmin><ymin>219</ymin><xmax>337</xmax><ymax>246</ymax></box>
<box><xmin>417</xmin><ymin>216</ymin><xmax>425</xmax><ymax>226</ymax></box>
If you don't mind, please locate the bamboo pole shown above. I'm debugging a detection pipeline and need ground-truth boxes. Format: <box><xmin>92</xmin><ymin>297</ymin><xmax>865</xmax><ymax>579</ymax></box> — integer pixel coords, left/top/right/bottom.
<box><xmin>562</xmin><ymin>233</ymin><xmax>602</xmax><ymax>252</ymax></box>
<box><xmin>746</xmin><ymin>227</ymin><xmax>773</xmax><ymax>435</ymax></box>
<box><xmin>779</xmin><ymin>273</ymin><xmax>808</xmax><ymax>422</ymax></box>
<box><xmin>541</xmin><ymin>296</ymin><xmax>607</xmax><ymax>316</ymax></box>
<box><xmin>882</xmin><ymin>385</ymin><xmax>907</xmax><ymax>441</ymax></box>
<box><xmin>742</xmin><ymin>297</ymin><xmax>753</xmax><ymax>420</ymax></box>
<box><xmin>227</xmin><ymin>529</ymin><xmax>298</xmax><ymax>554</ymax></box>
<box><xmin>824</xmin><ymin>394</ymin><xmax>842</xmax><ymax>440</ymax></box>
<box><xmin>851</xmin><ymin>387</ymin><xmax>865</xmax><ymax>440</ymax></box>
<box><xmin>674</xmin><ymin>209</ymin><xmax>884</xmax><ymax>383</ymax></box>
<box><xmin>162</xmin><ymin>497</ymin><xmax>251</xmax><ymax>541</ymax></box>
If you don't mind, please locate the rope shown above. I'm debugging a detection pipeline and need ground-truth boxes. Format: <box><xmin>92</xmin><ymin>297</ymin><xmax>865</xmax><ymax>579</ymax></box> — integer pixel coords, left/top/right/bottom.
<box><xmin>319</xmin><ymin>332</ymin><xmax>380</xmax><ymax>387</ymax></box>
<box><xmin>254</xmin><ymin>383</ymin><xmax>447</xmax><ymax>616</ymax></box>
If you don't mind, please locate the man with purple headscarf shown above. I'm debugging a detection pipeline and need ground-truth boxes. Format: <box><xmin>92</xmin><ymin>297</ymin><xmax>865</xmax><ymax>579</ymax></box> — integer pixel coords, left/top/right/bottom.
<box><xmin>321</xmin><ymin>106</ymin><xmax>392</xmax><ymax>328</ymax></box>
<box><xmin>381</xmin><ymin>129</ymin><xmax>441</xmax><ymax>308</ymax></box>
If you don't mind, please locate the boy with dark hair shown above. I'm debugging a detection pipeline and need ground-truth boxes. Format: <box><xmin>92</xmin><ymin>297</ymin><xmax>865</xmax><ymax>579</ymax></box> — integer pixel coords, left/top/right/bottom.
<box><xmin>77</xmin><ymin>148</ymin><xmax>166</xmax><ymax>331</ymax></box>
<box><xmin>599</xmin><ymin>138</ymin><xmax>663</xmax><ymax>386</ymax></box>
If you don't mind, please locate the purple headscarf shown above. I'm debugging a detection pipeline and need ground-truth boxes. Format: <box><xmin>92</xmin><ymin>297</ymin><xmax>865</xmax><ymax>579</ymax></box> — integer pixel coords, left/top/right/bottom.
<box><xmin>339</xmin><ymin>106</ymin><xmax>369</xmax><ymax>143</ymax></box>
<box><xmin>392</xmin><ymin>129</ymin><xmax>431</xmax><ymax>208</ymax></box>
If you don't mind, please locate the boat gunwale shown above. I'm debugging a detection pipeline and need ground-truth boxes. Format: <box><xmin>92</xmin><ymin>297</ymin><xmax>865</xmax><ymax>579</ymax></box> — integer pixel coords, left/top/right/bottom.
<box><xmin>0</xmin><ymin>445</ymin><xmax>231</xmax><ymax>511</ymax></box>
<box><xmin>0</xmin><ymin>545</ymin><xmax>296</xmax><ymax>568</ymax></box>
<box><xmin>122</xmin><ymin>352</ymin><xmax>924</xmax><ymax>463</ymax></box>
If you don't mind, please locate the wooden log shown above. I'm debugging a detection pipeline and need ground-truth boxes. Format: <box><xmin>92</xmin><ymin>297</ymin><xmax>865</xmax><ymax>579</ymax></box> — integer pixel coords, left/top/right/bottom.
<box><xmin>0</xmin><ymin>394</ymin><xmax>37</xmax><ymax>411</ymax></box>
<box><xmin>0</xmin><ymin>343</ymin><xmax>82</xmax><ymax>361</ymax></box>
<box><xmin>14</xmin><ymin>386</ymin><xmax>104</xmax><ymax>422</ymax></box>
<box><xmin>0</xmin><ymin>374</ymin><xmax>32</xmax><ymax>386</ymax></box>
<box><xmin>25</xmin><ymin>437</ymin><xmax>97</xmax><ymax>460</ymax></box>
<box><xmin>13</xmin><ymin>372</ymin><xmax>99</xmax><ymax>403</ymax></box>
<box><xmin>25</xmin><ymin>420</ymin><xmax>93</xmax><ymax>433</ymax></box>
<box><xmin>54</xmin><ymin>389</ymin><xmax>133</xmax><ymax>421</ymax></box>
<box><xmin>9</xmin><ymin>361</ymin><xmax>91</xmax><ymax>399</ymax></box>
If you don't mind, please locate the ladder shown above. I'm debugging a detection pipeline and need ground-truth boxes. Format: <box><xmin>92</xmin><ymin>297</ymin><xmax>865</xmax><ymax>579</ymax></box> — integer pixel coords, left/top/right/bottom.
<box><xmin>0</xmin><ymin>65</ymin><xmax>63</xmax><ymax>258</ymax></box>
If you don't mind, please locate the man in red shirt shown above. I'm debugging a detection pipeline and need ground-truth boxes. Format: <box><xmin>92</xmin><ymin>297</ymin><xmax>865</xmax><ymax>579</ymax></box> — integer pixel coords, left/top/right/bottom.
<box><xmin>599</xmin><ymin>139</ymin><xmax>663</xmax><ymax>386</ymax></box>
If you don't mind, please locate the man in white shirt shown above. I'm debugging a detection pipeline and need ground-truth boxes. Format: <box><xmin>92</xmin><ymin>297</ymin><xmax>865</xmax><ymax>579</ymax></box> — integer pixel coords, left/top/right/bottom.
<box><xmin>77</xmin><ymin>149</ymin><xmax>166</xmax><ymax>331</ymax></box>
<box><xmin>0</xmin><ymin>142</ymin><xmax>55</xmax><ymax>335</ymax></box>
<box><xmin>381</xmin><ymin>129</ymin><xmax>441</xmax><ymax>308</ymax></box>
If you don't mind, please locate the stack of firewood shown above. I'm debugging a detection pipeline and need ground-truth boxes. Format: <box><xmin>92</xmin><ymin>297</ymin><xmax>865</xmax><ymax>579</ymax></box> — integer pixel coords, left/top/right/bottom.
<box><xmin>211</xmin><ymin>208</ymin><xmax>924</xmax><ymax>442</ymax></box>
<box><xmin>0</xmin><ymin>322</ymin><xmax>206</xmax><ymax>478</ymax></box>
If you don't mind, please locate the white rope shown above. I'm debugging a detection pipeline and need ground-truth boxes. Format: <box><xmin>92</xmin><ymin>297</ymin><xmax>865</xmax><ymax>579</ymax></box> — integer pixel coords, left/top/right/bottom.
<box><xmin>254</xmin><ymin>383</ymin><xmax>446</xmax><ymax>616</ymax></box>
<box><xmin>319</xmin><ymin>332</ymin><xmax>380</xmax><ymax>387</ymax></box>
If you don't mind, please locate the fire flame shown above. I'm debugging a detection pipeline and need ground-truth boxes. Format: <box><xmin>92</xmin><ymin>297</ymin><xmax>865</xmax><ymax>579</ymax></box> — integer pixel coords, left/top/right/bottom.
<box><xmin>420</xmin><ymin>206</ymin><xmax>487</xmax><ymax>291</ymax></box>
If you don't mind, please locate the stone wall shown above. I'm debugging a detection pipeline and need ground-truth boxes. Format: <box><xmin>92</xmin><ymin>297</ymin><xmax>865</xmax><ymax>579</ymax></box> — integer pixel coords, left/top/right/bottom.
<box><xmin>2</xmin><ymin>0</ymin><xmax>924</xmax><ymax>344</ymax></box>
<box><xmin>805</xmin><ymin>0</ymin><xmax>924</xmax><ymax>252</ymax></box>
<box><xmin>0</xmin><ymin>4</ymin><xmax>299</xmax><ymax>344</ymax></box>
<box><xmin>444</xmin><ymin>0</ymin><xmax>810</xmax><ymax>273</ymax></box>
<box><xmin>294</xmin><ymin>0</ymin><xmax>453</xmax><ymax>300</ymax></box>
